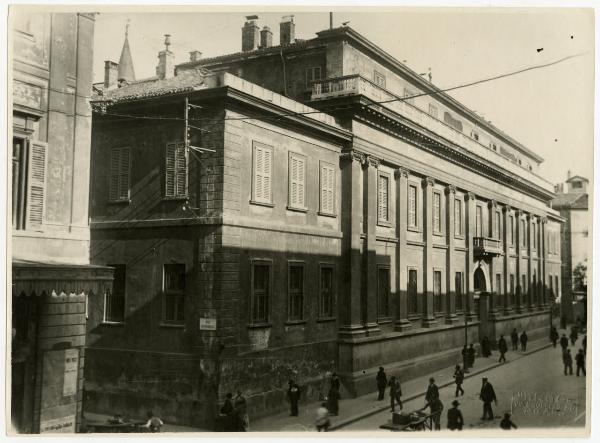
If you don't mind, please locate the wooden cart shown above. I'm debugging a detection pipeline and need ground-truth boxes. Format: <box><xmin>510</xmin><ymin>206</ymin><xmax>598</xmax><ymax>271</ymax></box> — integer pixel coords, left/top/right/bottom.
<box><xmin>380</xmin><ymin>410</ymin><xmax>435</xmax><ymax>432</ymax></box>
<box><xmin>82</xmin><ymin>416</ymin><xmax>147</xmax><ymax>433</ymax></box>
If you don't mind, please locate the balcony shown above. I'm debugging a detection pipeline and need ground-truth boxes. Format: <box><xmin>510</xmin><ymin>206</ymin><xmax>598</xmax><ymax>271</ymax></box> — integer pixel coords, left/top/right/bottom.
<box><xmin>310</xmin><ymin>75</ymin><xmax>554</xmax><ymax>194</ymax></box>
<box><xmin>473</xmin><ymin>237</ymin><xmax>503</xmax><ymax>258</ymax></box>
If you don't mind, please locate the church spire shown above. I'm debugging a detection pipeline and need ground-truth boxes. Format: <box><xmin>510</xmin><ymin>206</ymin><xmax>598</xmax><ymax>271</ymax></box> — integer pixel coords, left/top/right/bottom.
<box><xmin>117</xmin><ymin>20</ymin><xmax>136</xmax><ymax>83</ymax></box>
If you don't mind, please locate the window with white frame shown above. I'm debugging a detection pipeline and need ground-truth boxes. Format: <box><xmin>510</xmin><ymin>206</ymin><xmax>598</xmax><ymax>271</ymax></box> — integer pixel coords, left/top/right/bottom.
<box><xmin>378</xmin><ymin>173</ymin><xmax>390</xmax><ymax>223</ymax></box>
<box><xmin>408</xmin><ymin>184</ymin><xmax>418</xmax><ymax>228</ymax></box>
<box><xmin>433</xmin><ymin>191</ymin><xmax>442</xmax><ymax>233</ymax></box>
<box><xmin>252</xmin><ymin>141</ymin><xmax>273</xmax><ymax>204</ymax></box>
<box><xmin>454</xmin><ymin>198</ymin><xmax>462</xmax><ymax>237</ymax></box>
<box><xmin>305</xmin><ymin>66</ymin><xmax>322</xmax><ymax>89</ymax></box>
<box><xmin>319</xmin><ymin>161</ymin><xmax>335</xmax><ymax>215</ymax></box>
<box><xmin>374</xmin><ymin>70</ymin><xmax>386</xmax><ymax>88</ymax></box>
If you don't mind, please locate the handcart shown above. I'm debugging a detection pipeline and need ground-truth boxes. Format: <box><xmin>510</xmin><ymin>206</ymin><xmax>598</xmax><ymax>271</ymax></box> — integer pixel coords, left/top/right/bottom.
<box><xmin>379</xmin><ymin>409</ymin><xmax>435</xmax><ymax>432</ymax></box>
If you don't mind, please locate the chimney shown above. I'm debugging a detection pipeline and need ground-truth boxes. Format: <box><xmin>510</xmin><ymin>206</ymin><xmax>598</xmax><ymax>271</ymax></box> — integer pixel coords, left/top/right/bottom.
<box><xmin>567</xmin><ymin>170</ymin><xmax>571</xmax><ymax>180</ymax></box>
<box><xmin>280</xmin><ymin>15</ymin><xmax>295</xmax><ymax>45</ymax></box>
<box><xmin>104</xmin><ymin>60</ymin><xmax>119</xmax><ymax>89</ymax></box>
<box><xmin>260</xmin><ymin>26</ymin><xmax>273</xmax><ymax>49</ymax></box>
<box><xmin>156</xmin><ymin>34</ymin><xmax>174</xmax><ymax>80</ymax></box>
<box><xmin>242</xmin><ymin>15</ymin><xmax>260</xmax><ymax>52</ymax></box>
<box><xmin>189</xmin><ymin>50</ymin><xmax>202</xmax><ymax>62</ymax></box>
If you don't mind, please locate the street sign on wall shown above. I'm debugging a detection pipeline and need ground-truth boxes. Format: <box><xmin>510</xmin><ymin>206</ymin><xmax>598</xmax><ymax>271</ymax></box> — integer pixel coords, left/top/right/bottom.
<box><xmin>199</xmin><ymin>317</ymin><xmax>217</xmax><ymax>331</ymax></box>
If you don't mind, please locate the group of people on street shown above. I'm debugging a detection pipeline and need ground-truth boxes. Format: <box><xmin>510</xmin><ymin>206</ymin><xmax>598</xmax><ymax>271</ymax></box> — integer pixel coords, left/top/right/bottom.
<box><xmin>559</xmin><ymin>323</ymin><xmax>586</xmax><ymax>377</ymax></box>
<box><xmin>376</xmin><ymin>367</ymin><xmax>403</xmax><ymax>412</ymax></box>
<box><xmin>219</xmin><ymin>390</ymin><xmax>249</xmax><ymax>431</ymax></box>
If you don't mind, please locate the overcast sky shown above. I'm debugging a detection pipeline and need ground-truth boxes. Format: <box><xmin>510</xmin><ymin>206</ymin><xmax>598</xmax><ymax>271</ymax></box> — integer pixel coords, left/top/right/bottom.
<box><xmin>92</xmin><ymin>7</ymin><xmax>594</xmax><ymax>184</ymax></box>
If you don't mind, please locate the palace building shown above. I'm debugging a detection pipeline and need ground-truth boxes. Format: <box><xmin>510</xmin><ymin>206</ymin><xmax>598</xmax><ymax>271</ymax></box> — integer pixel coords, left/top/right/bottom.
<box><xmin>85</xmin><ymin>16</ymin><xmax>562</xmax><ymax>428</ymax></box>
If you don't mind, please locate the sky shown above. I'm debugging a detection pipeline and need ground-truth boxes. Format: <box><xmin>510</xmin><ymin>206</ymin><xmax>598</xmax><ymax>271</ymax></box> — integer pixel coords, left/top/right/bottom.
<box><xmin>92</xmin><ymin>7</ymin><xmax>595</xmax><ymax>185</ymax></box>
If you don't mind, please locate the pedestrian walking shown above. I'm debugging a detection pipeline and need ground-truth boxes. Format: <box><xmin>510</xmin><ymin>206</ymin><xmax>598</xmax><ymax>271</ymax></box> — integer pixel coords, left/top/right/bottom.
<box><xmin>498</xmin><ymin>335</ymin><xmax>508</xmax><ymax>363</ymax></box>
<box><xmin>560</xmin><ymin>315</ymin><xmax>567</xmax><ymax>329</ymax></box>
<box><xmin>570</xmin><ymin>327</ymin><xmax>578</xmax><ymax>346</ymax></box>
<box><xmin>287</xmin><ymin>380</ymin><xmax>301</xmax><ymax>417</ymax></box>
<box><xmin>481</xmin><ymin>336</ymin><xmax>491</xmax><ymax>358</ymax></box>
<box><xmin>425</xmin><ymin>377</ymin><xmax>440</xmax><ymax>405</ymax></box>
<box><xmin>560</xmin><ymin>334</ymin><xmax>569</xmax><ymax>351</ymax></box>
<box><xmin>500</xmin><ymin>412</ymin><xmax>518</xmax><ymax>430</ymax></box>
<box><xmin>575</xmin><ymin>349</ymin><xmax>586</xmax><ymax>376</ymax></box>
<box><xmin>142</xmin><ymin>411</ymin><xmax>163</xmax><ymax>433</ymax></box>
<box><xmin>519</xmin><ymin>331</ymin><xmax>528</xmax><ymax>352</ymax></box>
<box><xmin>376</xmin><ymin>367</ymin><xmax>387</xmax><ymax>401</ymax></box>
<box><xmin>461</xmin><ymin>346</ymin><xmax>469</xmax><ymax>371</ymax></box>
<box><xmin>447</xmin><ymin>400</ymin><xmax>464</xmax><ymax>431</ymax></box>
<box><xmin>327</xmin><ymin>385</ymin><xmax>340</xmax><ymax>416</ymax></box>
<box><xmin>425</xmin><ymin>397</ymin><xmax>444</xmax><ymax>430</ymax></box>
<box><xmin>550</xmin><ymin>326</ymin><xmax>559</xmax><ymax>348</ymax></box>
<box><xmin>510</xmin><ymin>329</ymin><xmax>519</xmax><ymax>351</ymax></box>
<box><xmin>453</xmin><ymin>365</ymin><xmax>465</xmax><ymax>397</ymax></box>
<box><xmin>389</xmin><ymin>375</ymin><xmax>403</xmax><ymax>412</ymax></box>
<box><xmin>221</xmin><ymin>393</ymin><xmax>234</xmax><ymax>415</ymax></box>
<box><xmin>234</xmin><ymin>390</ymin><xmax>249</xmax><ymax>431</ymax></box>
<box><xmin>479</xmin><ymin>378</ymin><xmax>497</xmax><ymax>420</ymax></box>
<box><xmin>467</xmin><ymin>344</ymin><xmax>476</xmax><ymax>368</ymax></box>
<box><xmin>315</xmin><ymin>403</ymin><xmax>330</xmax><ymax>432</ymax></box>
<box><xmin>563</xmin><ymin>349</ymin><xmax>573</xmax><ymax>375</ymax></box>
<box><xmin>330</xmin><ymin>372</ymin><xmax>341</xmax><ymax>392</ymax></box>
<box><xmin>219</xmin><ymin>393</ymin><xmax>236</xmax><ymax>431</ymax></box>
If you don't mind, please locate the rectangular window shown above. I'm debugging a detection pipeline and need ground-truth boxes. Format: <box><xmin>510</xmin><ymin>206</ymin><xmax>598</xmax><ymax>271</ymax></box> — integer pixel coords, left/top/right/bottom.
<box><xmin>109</xmin><ymin>147</ymin><xmax>131</xmax><ymax>202</ymax></box>
<box><xmin>163</xmin><ymin>264</ymin><xmax>185</xmax><ymax>324</ymax></box>
<box><xmin>319</xmin><ymin>266</ymin><xmax>334</xmax><ymax>318</ymax></box>
<box><xmin>521</xmin><ymin>219</ymin><xmax>527</xmax><ymax>247</ymax></box>
<box><xmin>495</xmin><ymin>212</ymin><xmax>501</xmax><ymax>239</ymax></box>
<box><xmin>532</xmin><ymin>223</ymin><xmax>537</xmax><ymax>250</ymax></box>
<box><xmin>495</xmin><ymin>274</ymin><xmax>502</xmax><ymax>295</ymax></box>
<box><xmin>408</xmin><ymin>184</ymin><xmax>417</xmax><ymax>228</ymax></box>
<box><xmin>165</xmin><ymin>142</ymin><xmax>187</xmax><ymax>198</ymax></box>
<box><xmin>476</xmin><ymin>205</ymin><xmax>483</xmax><ymax>237</ymax></box>
<box><xmin>105</xmin><ymin>264</ymin><xmax>126</xmax><ymax>323</ymax></box>
<box><xmin>408</xmin><ymin>269</ymin><xmax>418</xmax><ymax>315</ymax></box>
<box><xmin>510</xmin><ymin>274</ymin><xmax>515</xmax><ymax>305</ymax></box>
<box><xmin>554</xmin><ymin>276</ymin><xmax>559</xmax><ymax>297</ymax></box>
<box><xmin>433</xmin><ymin>270</ymin><xmax>442</xmax><ymax>312</ymax></box>
<box><xmin>510</xmin><ymin>216</ymin><xmax>515</xmax><ymax>245</ymax></box>
<box><xmin>454</xmin><ymin>198</ymin><xmax>462</xmax><ymax>237</ymax></box>
<box><xmin>377</xmin><ymin>267</ymin><xmax>390</xmax><ymax>319</ymax></box>
<box><xmin>433</xmin><ymin>191</ymin><xmax>441</xmax><ymax>233</ymax></box>
<box><xmin>12</xmin><ymin>137</ymin><xmax>28</xmax><ymax>230</ymax></box>
<box><xmin>288</xmin><ymin>264</ymin><xmax>304</xmax><ymax>321</ymax></box>
<box><xmin>288</xmin><ymin>153</ymin><xmax>306</xmax><ymax>209</ymax></box>
<box><xmin>549</xmin><ymin>276</ymin><xmax>553</xmax><ymax>296</ymax></box>
<box><xmin>14</xmin><ymin>138</ymin><xmax>47</xmax><ymax>230</ymax></box>
<box><xmin>305</xmin><ymin>66</ymin><xmax>322</xmax><ymax>88</ymax></box>
<box><xmin>522</xmin><ymin>274</ymin><xmax>527</xmax><ymax>295</ymax></box>
<box><xmin>378</xmin><ymin>173</ymin><xmax>390</xmax><ymax>223</ymax></box>
<box><xmin>251</xmin><ymin>262</ymin><xmax>270</xmax><ymax>324</ymax></box>
<box><xmin>374</xmin><ymin>70</ymin><xmax>386</xmax><ymax>88</ymax></box>
<box><xmin>428</xmin><ymin>104</ymin><xmax>438</xmax><ymax>118</ymax></box>
<box><xmin>403</xmin><ymin>87</ymin><xmax>415</xmax><ymax>104</ymax></box>
<box><xmin>319</xmin><ymin>161</ymin><xmax>335</xmax><ymax>215</ymax></box>
<box><xmin>455</xmin><ymin>272</ymin><xmax>463</xmax><ymax>310</ymax></box>
<box><xmin>252</xmin><ymin>142</ymin><xmax>273</xmax><ymax>204</ymax></box>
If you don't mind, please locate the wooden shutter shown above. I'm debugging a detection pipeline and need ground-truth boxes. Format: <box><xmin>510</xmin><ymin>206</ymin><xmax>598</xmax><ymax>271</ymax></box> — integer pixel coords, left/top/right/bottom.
<box><xmin>165</xmin><ymin>142</ymin><xmax>176</xmax><ymax>197</ymax></box>
<box><xmin>378</xmin><ymin>175</ymin><xmax>388</xmax><ymax>221</ymax></box>
<box><xmin>110</xmin><ymin>147</ymin><xmax>130</xmax><ymax>201</ymax></box>
<box><xmin>253</xmin><ymin>143</ymin><xmax>272</xmax><ymax>203</ymax></box>
<box><xmin>320</xmin><ymin>162</ymin><xmax>335</xmax><ymax>214</ymax></box>
<box><xmin>27</xmin><ymin>141</ymin><xmax>47</xmax><ymax>228</ymax></box>
<box><xmin>176</xmin><ymin>142</ymin><xmax>187</xmax><ymax>196</ymax></box>
<box><xmin>118</xmin><ymin>148</ymin><xmax>130</xmax><ymax>200</ymax></box>
<box><xmin>289</xmin><ymin>153</ymin><xmax>305</xmax><ymax>208</ymax></box>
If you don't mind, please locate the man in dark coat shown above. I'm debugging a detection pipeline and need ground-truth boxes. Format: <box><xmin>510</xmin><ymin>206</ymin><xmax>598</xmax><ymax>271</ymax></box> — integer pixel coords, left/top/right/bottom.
<box><xmin>576</xmin><ymin>349</ymin><xmax>585</xmax><ymax>376</ymax></box>
<box><xmin>467</xmin><ymin>344</ymin><xmax>476</xmax><ymax>368</ymax></box>
<box><xmin>330</xmin><ymin>372</ymin><xmax>341</xmax><ymax>392</ymax></box>
<box><xmin>481</xmin><ymin>336</ymin><xmax>491</xmax><ymax>358</ymax></box>
<box><xmin>563</xmin><ymin>349</ymin><xmax>573</xmax><ymax>376</ymax></box>
<box><xmin>389</xmin><ymin>376</ymin><xmax>402</xmax><ymax>412</ymax></box>
<box><xmin>376</xmin><ymin>367</ymin><xmax>387</xmax><ymax>400</ymax></box>
<box><xmin>519</xmin><ymin>331</ymin><xmax>528</xmax><ymax>352</ymax></box>
<box><xmin>550</xmin><ymin>326</ymin><xmax>559</xmax><ymax>348</ymax></box>
<box><xmin>500</xmin><ymin>412</ymin><xmax>517</xmax><ymax>430</ymax></box>
<box><xmin>479</xmin><ymin>378</ymin><xmax>497</xmax><ymax>420</ymax></box>
<box><xmin>453</xmin><ymin>365</ymin><xmax>464</xmax><ymax>397</ymax></box>
<box><xmin>425</xmin><ymin>377</ymin><xmax>439</xmax><ymax>405</ymax></box>
<box><xmin>510</xmin><ymin>329</ymin><xmax>519</xmax><ymax>351</ymax></box>
<box><xmin>327</xmin><ymin>385</ymin><xmax>340</xmax><ymax>416</ymax></box>
<box><xmin>287</xmin><ymin>380</ymin><xmax>301</xmax><ymax>416</ymax></box>
<box><xmin>428</xmin><ymin>397</ymin><xmax>444</xmax><ymax>430</ymax></box>
<box><xmin>560</xmin><ymin>334</ymin><xmax>569</xmax><ymax>351</ymax></box>
<box><xmin>447</xmin><ymin>400</ymin><xmax>464</xmax><ymax>431</ymax></box>
<box><xmin>461</xmin><ymin>346</ymin><xmax>469</xmax><ymax>372</ymax></box>
<box><xmin>498</xmin><ymin>335</ymin><xmax>508</xmax><ymax>363</ymax></box>
<box><xmin>570</xmin><ymin>327</ymin><xmax>578</xmax><ymax>346</ymax></box>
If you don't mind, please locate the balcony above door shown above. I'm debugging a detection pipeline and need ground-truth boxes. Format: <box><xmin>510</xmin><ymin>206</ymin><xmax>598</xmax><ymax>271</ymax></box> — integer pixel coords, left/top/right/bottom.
<box><xmin>473</xmin><ymin>237</ymin><xmax>503</xmax><ymax>259</ymax></box>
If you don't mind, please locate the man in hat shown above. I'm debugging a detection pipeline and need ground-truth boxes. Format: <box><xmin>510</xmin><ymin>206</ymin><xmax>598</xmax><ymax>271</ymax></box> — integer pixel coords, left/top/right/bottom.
<box><xmin>425</xmin><ymin>377</ymin><xmax>439</xmax><ymax>405</ymax></box>
<box><xmin>479</xmin><ymin>377</ymin><xmax>497</xmax><ymax>420</ymax></box>
<box><xmin>510</xmin><ymin>328</ymin><xmax>519</xmax><ymax>351</ymax></box>
<box><xmin>389</xmin><ymin>375</ymin><xmax>402</xmax><ymax>413</ymax></box>
<box><xmin>498</xmin><ymin>334</ymin><xmax>508</xmax><ymax>363</ymax></box>
<box><xmin>447</xmin><ymin>400</ymin><xmax>464</xmax><ymax>431</ymax></box>
<box><xmin>563</xmin><ymin>349</ymin><xmax>573</xmax><ymax>376</ymax></box>
<box><xmin>376</xmin><ymin>367</ymin><xmax>387</xmax><ymax>400</ymax></box>
<box><xmin>453</xmin><ymin>364</ymin><xmax>465</xmax><ymax>397</ymax></box>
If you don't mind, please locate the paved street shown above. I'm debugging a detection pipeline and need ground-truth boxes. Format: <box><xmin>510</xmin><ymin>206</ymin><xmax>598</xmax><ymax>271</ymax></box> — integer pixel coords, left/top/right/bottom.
<box><xmin>343</xmin><ymin>335</ymin><xmax>586</xmax><ymax>432</ymax></box>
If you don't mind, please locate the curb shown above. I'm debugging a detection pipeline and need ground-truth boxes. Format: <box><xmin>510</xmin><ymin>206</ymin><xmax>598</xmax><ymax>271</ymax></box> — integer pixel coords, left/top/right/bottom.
<box><xmin>329</xmin><ymin>341</ymin><xmax>553</xmax><ymax>431</ymax></box>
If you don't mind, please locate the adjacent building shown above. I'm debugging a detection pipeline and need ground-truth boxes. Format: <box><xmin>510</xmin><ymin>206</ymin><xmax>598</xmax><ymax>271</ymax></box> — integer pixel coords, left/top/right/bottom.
<box><xmin>10</xmin><ymin>11</ymin><xmax>112</xmax><ymax>433</ymax></box>
<box><xmin>86</xmin><ymin>16</ymin><xmax>563</xmax><ymax>428</ymax></box>
<box><xmin>552</xmin><ymin>173</ymin><xmax>590</xmax><ymax>323</ymax></box>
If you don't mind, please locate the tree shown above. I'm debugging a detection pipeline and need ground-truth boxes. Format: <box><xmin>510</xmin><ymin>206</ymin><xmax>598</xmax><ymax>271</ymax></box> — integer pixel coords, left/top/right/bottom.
<box><xmin>572</xmin><ymin>261</ymin><xmax>587</xmax><ymax>291</ymax></box>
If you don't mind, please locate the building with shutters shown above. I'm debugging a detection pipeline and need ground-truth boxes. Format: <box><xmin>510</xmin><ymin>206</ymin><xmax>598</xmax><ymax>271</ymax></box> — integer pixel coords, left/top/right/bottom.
<box><xmin>84</xmin><ymin>17</ymin><xmax>563</xmax><ymax>428</ymax></box>
<box><xmin>10</xmin><ymin>11</ymin><xmax>113</xmax><ymax>433</ymax></box>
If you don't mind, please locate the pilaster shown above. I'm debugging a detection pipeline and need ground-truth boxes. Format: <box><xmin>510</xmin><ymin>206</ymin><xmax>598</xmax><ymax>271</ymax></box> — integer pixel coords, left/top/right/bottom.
<box><xmin>421</xmin><ymin>177</ymin><xmax>437</xmax><ymax>327</ymax></box>
<box><xmin>526</xmin><ymin>213</ymin><xmax>533</xmax><ymax>311</ymax></box>
<box><xmin>502</xmin><ymin>205</ymin><xmax>512</xmax><ymax>314</ymax></box>
<box><xmin>395</xmin><ymin>167</ymin><xmax>411</xmax><ymax>331</ymax></box>
<box><xmin>515</xmin><ymin>209</ymin><xmax>523</xmax><ymax>313</ymax></box>
<box><xmin>464</xmin><ymin>192</ymin><xmax>476</xmax><ymax>321</ymax></box>
<box><xmin>364</xmin><ymin>155</ymin><xmax>381</xmax><ymax>335</ymax></box>
<box><xmin>445</xmin><ymin>185</ymin><xmax>459</xmax><ymax>324</ymax></box>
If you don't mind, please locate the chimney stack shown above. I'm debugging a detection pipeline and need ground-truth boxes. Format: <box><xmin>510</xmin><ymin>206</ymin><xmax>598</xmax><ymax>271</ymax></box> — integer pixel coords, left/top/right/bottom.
<box><xmin>260</xmin><ymin>26</ymin><xmax>273</xmax><ymax>49</ymax></box>
<box><xmin>189</xmin><ymin>50</ymin><xmax>202</xmax><ymax>62</ymax></box>
<box><xmin>242</xmin><ymin>15</ymin><xmax>260</xmax><ymax>52</ymax></box>
<box><xmin>104</xmin><ymin>60</ymin><xmax>119</xmax><ymax>89</ymax></box>
<box><xmin>567</xmin><ymin>170</ymin><xmax>571</xmax><ymax>180</ymax></box>
<box><xmin>156</xmin><ymin>34</ymin><xmax>175</xmax><ymax>80</ymax></box>
<box><xmin>280</xmin><ymin>15</ymin><xmax>295</xmax><ymax>45</ymax></box>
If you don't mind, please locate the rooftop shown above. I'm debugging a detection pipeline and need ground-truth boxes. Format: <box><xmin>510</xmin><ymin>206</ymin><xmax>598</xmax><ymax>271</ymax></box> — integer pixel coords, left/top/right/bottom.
<box><xmin>552</xmin><ymin>193</ymin><xmax>588</xmax><ymax>210</ymax></box>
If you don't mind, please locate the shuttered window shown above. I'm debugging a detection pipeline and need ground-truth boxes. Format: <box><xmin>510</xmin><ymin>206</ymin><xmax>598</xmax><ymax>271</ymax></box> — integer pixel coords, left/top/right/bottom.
<box><xmin>165</xmin><ymin>142</ymin><xmax>187</xmax><ymax>198</ymax></box>
<box><xmin>319</xmin><ymin>162</ymin><xmax>335</xmax><ymax>215</ymax></box>
<box><xmin>454</xmin><ymin>198</ymin><xmax>462</xmax><ymax>236</ymax></box>
<box><xmin>433</xmin><ymin>191</ymin><xmax>441</xmax><ymax>233</ymax></box>
<box><xmin>521</xmin><ymin>219</ymin><xmax>527</xmax><ymax>247</ymax></box>
<box><xmin>433</xmin><ymin>270</ymin><xmax>442</xmax><ymax>312</ymax></box>
<box><xmin>408</xmin><ymin>184</ymin><xmax>417</xmax><ymax>228</ymax></box>
<box><xmin>288</xmin><ymin>264</ymin><xmax>304</xmax><ymax>321</ymax></box>
<box><xmin>408</xmin><ymin>269</ymin><xmax>418</xmax><ymax>315</ymax></box>
<box><xmin>510</xmin><ymin>216</ymin><xmax>515</xmax><ymax>245</ymax></box>
<box><xmin>495</xmin><ymin>211</ymin><xmax>501</xmax><ymax>239</ymax></box>
<box><xmin>378</xmin><ymin>173</ymin><xmax>389</xmax><ymax>223</ymax></box>
<box><xmin>476</xmin><ymin>205</ymin><xmax>483</xmax><ymax>237</ymax></box>
<box><xmin>109</xmin><ymin>147</ymin><xmax>131</xmax><ymax>202</ymax></box>
<box><xmin>288</xmin><ymin>153</ymin><xmax>306</xmax><ymax>209</ymax></box>
<box><xmin>27</xmin><ymin>141</ymin><xmax>47</xmax><ymax>229</ymax></box>
<box><xmin>105</xmin><ymin>264</ymin><xmax>126</xmax><ymax>323</ymax></box>
<box><xmin>252</xmin><ymin>142</ymin><xmax>273</xmax><ymax>204</ymax></box>
<box><xmin>251</xmin><ymin>262</ymin><xmax>270</xmax><ymax>324</ymax></box>
<box><xmin>377</xmin><ymin>267</ymin><xmax>390</xmax><ymax>319</ymax></box>
<box><xmin>455</xmin><ymin>272</ymin><xmax>463</xmax><ymax>310</ymax></box>
<box><xmin>163</xmin><ymin>264</ymin><xmax>185</xmax><ymax>324</ymax></box>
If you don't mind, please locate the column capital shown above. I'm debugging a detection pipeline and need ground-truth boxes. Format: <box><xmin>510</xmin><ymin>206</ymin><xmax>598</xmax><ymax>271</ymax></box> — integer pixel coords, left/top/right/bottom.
<box><xmin>464</xmin><ymin>191</ymin><xmax>476</xmax><ymax>201</ymax></box>
<box><xmin>502</xmin><ymin>204</ymin><xmax>512</xmax><ymax>213</ymax></box>
<box><xmin>365</xmin><ymin>155</ymin><xmax>380</xmax><ymax>168</ymax></box>
<box><xmin>422</xmin><ymin>176</ymin><xmax>435</xmax><ymax>188</ymax></box>
<box><xmin>541</xmin><ymin>216</ymin><xmax>548</xmax><ymax>224</ymax></box>
<box><xmin>526</xmin><ymin>213</ymin><xmax>532</xmax><ymax>221</ymax></box>
<box><xmin>515</xmin><ymin>209</ymin><xmax>523</xmax><ymax>217</ymax></box>
<box><xmin>487</xmin><ymin>199</ymin><xmax>497</xmax><ymax>209</ymax></box>
<box><xmin>395</xmin><ymin>167</ymin><xmax>409</xmax><ymax>179</ymax></box>
<box><xmin>340</xmin><ymin>150</ymin><xmax>366</xmax><ymax>165</ymax></box>
<box><xmin>444</xmin><ymin>184</ymin><xmax>456</xmax><ymax>195</ymax></box>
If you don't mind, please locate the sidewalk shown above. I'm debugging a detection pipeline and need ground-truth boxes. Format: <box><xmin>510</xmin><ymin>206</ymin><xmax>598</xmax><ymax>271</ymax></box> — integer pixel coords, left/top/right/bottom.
<box><xmin>82</xmin><ymin>412</ymin><xmax>208</xmax><ymax>433</ymax></box>
<box><xmin>251</xmin><ymin>334</ymin><xmax>555</xmax><ymax>432</ymax></box>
